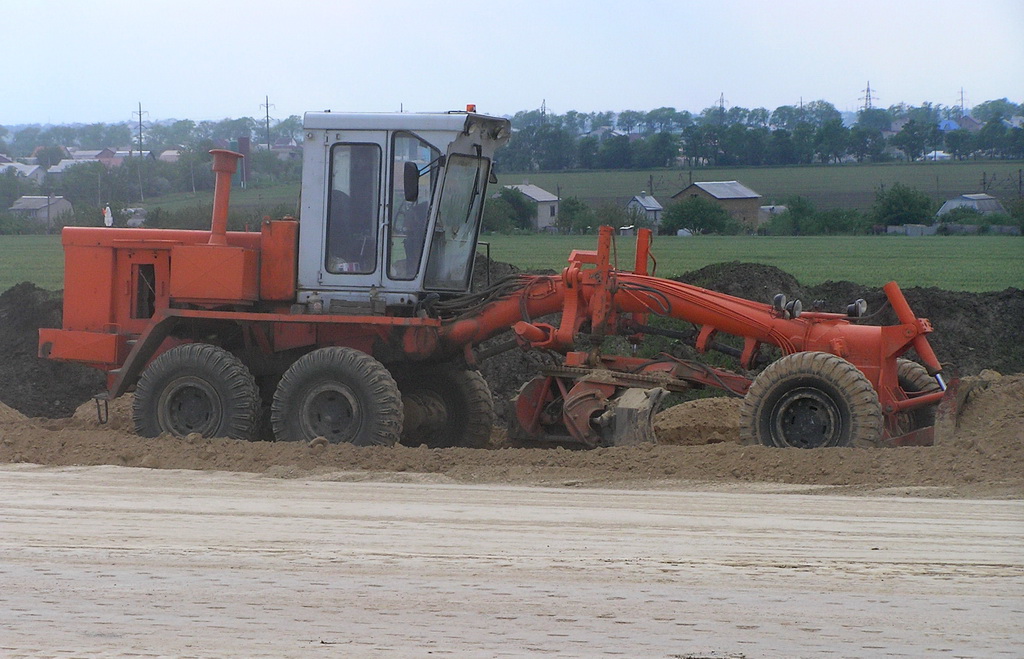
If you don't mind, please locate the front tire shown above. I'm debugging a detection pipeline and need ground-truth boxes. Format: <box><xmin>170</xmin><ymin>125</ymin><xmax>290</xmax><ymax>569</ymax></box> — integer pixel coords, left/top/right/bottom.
<box><xmin>271</xmin><ymin>347</ymin><xmax>403</xmax><ymax>445</ymax></box>
<box><xmin>740</xmin><ymin>351</ymin><xmax>883</xmax><ymax>448</ymax></box>
<box><xmin>132</xmin><ymin>343</ymin><xmax>261</xmax><ymax>439</ymax></box>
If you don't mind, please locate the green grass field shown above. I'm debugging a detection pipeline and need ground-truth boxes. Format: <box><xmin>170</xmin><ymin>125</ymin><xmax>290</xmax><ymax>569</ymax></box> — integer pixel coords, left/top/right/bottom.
<box><xmin>139</xmin><ymin>161</ymin><xmax>1023</xmax><ymax>218</ymax></box>
<box><xmin>496</xmin><ymin>160</ymin><xmax>1024</xmax><ymax>210</ymax></box>
<box><xmin>3</xmin><ymin>233</ymin><xmax>1019</xmax><ymax>293</ymax></box>
<box><xmin>481</xmin><ymin>234</ymin><xmax>1023</xmax><ymax>292</ymax></box>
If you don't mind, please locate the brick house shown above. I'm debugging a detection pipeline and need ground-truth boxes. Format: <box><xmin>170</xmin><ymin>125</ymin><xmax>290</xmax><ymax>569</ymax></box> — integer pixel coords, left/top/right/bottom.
<box><xmin>671</xmin><ymin>181</ymin><xmax>762</xmax><ymax>230</ymax></box>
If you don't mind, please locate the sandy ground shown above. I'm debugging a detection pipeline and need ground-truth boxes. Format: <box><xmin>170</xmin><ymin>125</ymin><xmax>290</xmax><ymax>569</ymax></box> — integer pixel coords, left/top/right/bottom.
<box><xmin>1</xmin><ymin>464</ymin><xmax>1022</xmax><ymax>659</ymax></box>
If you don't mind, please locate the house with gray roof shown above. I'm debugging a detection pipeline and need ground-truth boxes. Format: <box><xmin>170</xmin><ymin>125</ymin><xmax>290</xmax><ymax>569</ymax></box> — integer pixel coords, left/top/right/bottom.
<box><xmin>672</xmin><ymin>180</ymin><xmax>762</xmax><ymax>230</ymax></box>
<box><xmin>9</xmin><ymin>195</ymin><xmax>73</xmax><ymax>228</ymax></box>
<box><xmin>505</xmin><ymin>183</ymin><xmax>560</xmax><ymax>231</ymax></box>
<box><xmin>936</xmin><ymin>193</ymin><xmax>1008</xmax><ymax>217</ymax></box>
<box><xmin>2</xmin><ymin>162</ymin><xmax>47</xmax><ymax>186</ymax></box>
<box><xmin>626</xmin><ymin>192</ymin><xmax>663</xmax><ymax>226</ymax></box>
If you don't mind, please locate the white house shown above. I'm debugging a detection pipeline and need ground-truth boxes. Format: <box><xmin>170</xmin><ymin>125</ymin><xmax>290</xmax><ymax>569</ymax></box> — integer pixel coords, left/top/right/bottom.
<box><xmin>626</xmin><ymin>192</ymin><xmax>663</xmax><ymax>226</ymax></box>
<box><xmin>505</xmin><ymin>183</ymin><xmax>559</xmax><ymax>231</ymax></box>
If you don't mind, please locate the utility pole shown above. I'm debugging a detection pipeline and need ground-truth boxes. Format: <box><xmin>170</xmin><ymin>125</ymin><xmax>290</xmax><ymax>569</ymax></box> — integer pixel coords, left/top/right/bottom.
<box><xmin>860</xmin><ymin>82</ymin><xmax>875</xmax><ymax>111</ymax></box>
<box><xmin>959</xmin><ymin>87</ymin><xmax>966</xmax><ymax>119</ymax></box>
<box><xmin>132</xmin><ymin>102</ymin><xmax>148</xmax><ymax>202</ymax></box>
<box><xmin>718</xmin><ymin>93</ymin><xmax>726</xmax><ymax>124</ymax></box>
<box><xmin>261</xmin><ymin>95</ymin><xmax>275</xmax><ymax>150</ymax></box>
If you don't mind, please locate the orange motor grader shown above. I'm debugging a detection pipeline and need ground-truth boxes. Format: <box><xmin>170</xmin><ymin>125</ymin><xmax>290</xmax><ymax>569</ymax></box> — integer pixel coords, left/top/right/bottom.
<box><xmin>39</xmin><ymin>109</ymin><xmax>947</xmax><ymax>449</ymax></box>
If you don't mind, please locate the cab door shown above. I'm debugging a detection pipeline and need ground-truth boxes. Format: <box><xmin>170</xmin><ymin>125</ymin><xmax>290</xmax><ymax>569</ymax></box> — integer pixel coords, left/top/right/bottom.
<box><xmin>297</xmin><ymin>130</ymin><xmax>388</xmax><ymax>294</ymax></box>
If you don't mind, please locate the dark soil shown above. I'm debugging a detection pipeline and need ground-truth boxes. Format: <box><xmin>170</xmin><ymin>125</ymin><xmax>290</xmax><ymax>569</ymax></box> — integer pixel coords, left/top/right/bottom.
<box><xmin>1</xmin><ymin>259</ymin><xmax>1020</xmax><ymax>420</ymax></box>
<box><xmin>0</xmin><ymin>283</ymin><xmax>104</xmax><ymax>418</ymax></box>
<box><xmin>676</xmin><ymin>261</ymin><xmax>1024</xmax><ymax>379</ymax></box>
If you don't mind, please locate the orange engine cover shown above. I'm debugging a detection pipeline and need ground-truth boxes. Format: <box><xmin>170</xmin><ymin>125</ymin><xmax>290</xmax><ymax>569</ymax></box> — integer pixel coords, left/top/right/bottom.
<box><xmin>170</xmin><ymin>243</ymin><xmax>258</xmax><ymax>304</ymax></box>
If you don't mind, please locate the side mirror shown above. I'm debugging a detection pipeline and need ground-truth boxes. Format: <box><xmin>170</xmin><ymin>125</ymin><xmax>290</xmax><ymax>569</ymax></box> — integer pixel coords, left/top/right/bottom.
<box><xmin>403</xmin><ymin>161</ymin><xmax>420</xmax><ymax>202</ymax></box>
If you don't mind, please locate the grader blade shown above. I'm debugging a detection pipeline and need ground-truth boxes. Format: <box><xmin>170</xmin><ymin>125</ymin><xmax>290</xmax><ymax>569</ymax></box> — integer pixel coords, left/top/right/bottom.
<box><xmin>594</xmin><ymin>387</ymin><xmax>669</xmax><ymax>446</ymax></box>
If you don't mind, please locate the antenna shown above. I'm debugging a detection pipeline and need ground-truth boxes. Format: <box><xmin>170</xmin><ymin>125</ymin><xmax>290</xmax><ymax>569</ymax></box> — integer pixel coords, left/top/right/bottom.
<box><xmin>959</xmin><ymin>87</ymin><xmax>966</xmax><ymax>119</ymax></box>
<box><xmin>261</xmin><ymin>95</ymin><xmax>275</xmax><ymax>150</ymax></box>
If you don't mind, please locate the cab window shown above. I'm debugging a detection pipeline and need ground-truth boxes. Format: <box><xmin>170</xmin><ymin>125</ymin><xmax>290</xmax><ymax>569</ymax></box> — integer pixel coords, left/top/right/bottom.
<box><xmin>325</xmin><ymin>143</ymin><xmax>380</xmax><ymax>274</ymax></box>
<box><xmin>388</xmin><ymin>133</ymin><xmax>440</xmax><ymax>280</ymax></box>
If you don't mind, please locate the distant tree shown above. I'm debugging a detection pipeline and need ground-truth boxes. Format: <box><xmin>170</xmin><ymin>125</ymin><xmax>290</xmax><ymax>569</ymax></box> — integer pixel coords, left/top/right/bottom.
<box><xmin>768</xmin><ymin>195</ymin><xmax>815</xmax><ymax>235</ymax></box>
<box><xmin>890</xmin><ymin>119</ymin><xmax>930</xmax><ymax>160</ymax></box>
<box><xmin>814</xmin><ymin>119</ymin><xmax>848</xmax><ymax>163</ymax></box>
<box><xmin>616</xmin><ymin>110</ymin><xmax>645</xmax><ymax>134</ymax></box>
<box><xmin>792</xmin><ymin>123</ymin><xmax>816</xmax><ymax>164</ymax></box>
<box><xmin>1007</xmin><ymin>127</ymin><xmax>1024</xmax><ymax>159</ymax></box>
<box><xmin>871</xmin><ymin>183</ymin><xmax>934</xmax><ymax>226</ymax></box>
<box><xmin>482</xmin><ymin>195</ymin><xmax>516</xmax><ymax>233</ymax></box>
<box><xmin>274</xmin><ymin>115</ymin><xmax>303</xmax><ymax>143</ymax></box>
<box><xmin>555</xmin><ymin>196</ymin><xmax>595</xmax><ymax>233</ymax></box>
<box><xmin>803</xmin><ymin>100</ymin><xmax>841</xmax><ymax>128</ymax></box>
<box><xmin>646</xmin><ymin>107</ymin><xmax>680</xmax><ymax>133</ymax></box>
<box><xmin>725</xmin><ymin>106</ymin><xmax>749</xmax><ymax>126</ymax></box>
<box><xmin>660</xmin><ymin>196</ymin><xmax>737</xmax><ymax>235</ymax></box>
<box><xmin>498</xmin><ymin>187</ymin><xmax>538</xmax><ymax>230</ymax></box>
<box><xmin>34</xmin><ymin>145</ymin><xmax>67</xmax><ymax>168</ymax></box>
<box><xmin>633</xmin><ymin>132</ymin><xmax>679</xmax><ymax>168</ymax></box>
<box><xmin>535</xmin><ymin>124</ymin><xmax>575</xmax><ymax>170</ymax></box>
<box><xmin>576</xmin><ymin>136</ymin><xmax>599</xmax><ymax>169</ymax></box>
<box><xmin>977</xmin><ymin>119</ymin><xmax>1008</xmax><ymax>156</ymax></box>
<box><xmin>856</xmin><ymin>107</ymin><xmax>893</xmax><ymax>132</ymax></box>
<box><xmin>972</xmin><ymin>98</ymin><xmax>1021</xmax><ymax>124</ymax></box>
<box><xmin>766</xmin><ymin>129</ymin><xmax>796</xmax><ymax>165</ymax></box>
<box><xmin>746</xmin><ymin>107</ymin><xmax>771</xmax><ymax>127</ymax></box>
<box><xmin>598</xmin><ymin>135</ymin><xmax>632</xmax><ymax>169</ymax></box>
<box><xmin>589</xmin><ymin>111</ymin><xmax>616</xmax><ymax>130</ymax></box>
<box><xmin>0</xmin><ymin>166</ymin><xmax>35</xmax><ymax>208</ymax></box>
<box><xmin>562</xmin><ymin>110</ymin><xmax>588</xmax><ymax>135</ymax></box>
<box><xmin>770</xmin><ymin>105</ymin><xmax>805</xmax><ymax>130</ymax></box>
<box><xmin>943</xmin><ymin>129</ymin><xmax>975</xmax><ymax>160</ymax></box>
<box><xmin>906</xmin><ymin>102</ymin><xmax>941</xmax><ymax>125</ymax></box>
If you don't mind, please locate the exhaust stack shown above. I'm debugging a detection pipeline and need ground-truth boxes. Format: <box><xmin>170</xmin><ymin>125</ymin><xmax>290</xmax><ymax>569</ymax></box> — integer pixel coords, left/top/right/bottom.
<box><xmin>208</xmin><ymin>149</ymin><xmax>243</xmax><ymax>246</ymax></box>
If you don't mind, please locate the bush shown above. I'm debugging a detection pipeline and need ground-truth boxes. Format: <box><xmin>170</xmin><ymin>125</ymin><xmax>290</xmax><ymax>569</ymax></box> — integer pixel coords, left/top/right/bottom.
<box><xmin>661</xmin><ymin>197</ymin><xmax>739</xmax><ymax>235</ymax></box>
<box><xmin>871</xmin><ymin>182</ymin><xmax>934</xmax><ymax>226</ymax></box>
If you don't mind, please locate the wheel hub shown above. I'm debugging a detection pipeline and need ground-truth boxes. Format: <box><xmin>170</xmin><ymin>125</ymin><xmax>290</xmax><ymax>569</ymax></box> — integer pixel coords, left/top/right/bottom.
<box><xmin>772</xmin><ymin>387</ymin><xmax>841</xmax><ymax>448</ymax></box>
<box><xmin>161</xmin><ymin>377</ymin><xmax>222</xmax><ymax>436</ymax></box>
<box><xmin>301</xmin><ymin>383</ymin><xmax>361</xmax><ymax>443</ymax></box>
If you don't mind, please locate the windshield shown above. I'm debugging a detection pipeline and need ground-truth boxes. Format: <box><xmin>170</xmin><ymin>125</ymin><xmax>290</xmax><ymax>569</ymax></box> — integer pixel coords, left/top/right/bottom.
<box><xmin>424</xmin><ymin>154</ymin><xmax>489</xmax><ymax>290</ymax></box>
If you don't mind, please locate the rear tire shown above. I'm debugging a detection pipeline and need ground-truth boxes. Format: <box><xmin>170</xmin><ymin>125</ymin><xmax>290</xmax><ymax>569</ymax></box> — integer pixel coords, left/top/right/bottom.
<box><xmin>132</xmin><ymin>343</ymin><xmax>261</xmax><ymax>439</ymax></box>
<box><xmin>740</xmin><ymin>351</ymin><xmax>883</xmax><ymax>448</ymax></box>
<box><xmin>895</xmin><ymin>358</ymin><xmax>940</xmax><ymax>431</ymax></box>
<box><xmin>395</xmin><ymin>365</ymin><xmax>494</xmax><ymax>448</ymax></box>
<box><xmin>271</xmin><ymin>347</ymin><xmax>403</xmax><ymax>445</ymax></box>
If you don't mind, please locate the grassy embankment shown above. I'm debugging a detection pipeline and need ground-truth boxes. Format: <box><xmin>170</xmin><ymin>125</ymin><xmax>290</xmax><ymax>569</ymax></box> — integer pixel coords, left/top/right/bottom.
<box><xmin>2</xmin><ymin>233</ymin><xmax>1019</xmax><ymax>293</ymax></box>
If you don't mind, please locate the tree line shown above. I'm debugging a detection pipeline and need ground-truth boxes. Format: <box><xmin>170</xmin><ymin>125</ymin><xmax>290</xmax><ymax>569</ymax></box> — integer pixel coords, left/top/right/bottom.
<box><xmin>497</xmin><ymin>98</ymin><xmax>1024</xmax><ymax>171</ymax></box>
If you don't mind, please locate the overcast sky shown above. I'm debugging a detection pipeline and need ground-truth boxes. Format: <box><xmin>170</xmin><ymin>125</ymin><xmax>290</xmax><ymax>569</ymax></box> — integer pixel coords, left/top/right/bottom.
<box><xmin>4</xmin><ymin>0</ymin><xmax>1022</xmax><ymax>126</ymax></box>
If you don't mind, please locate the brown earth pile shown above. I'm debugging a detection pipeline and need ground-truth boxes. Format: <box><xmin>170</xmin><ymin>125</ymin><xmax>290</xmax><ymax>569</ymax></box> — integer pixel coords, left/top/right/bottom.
<box><xmin>0</xmin><ymin>373</ymin><xmax>1020</xmax><ymax>498</ymax></box>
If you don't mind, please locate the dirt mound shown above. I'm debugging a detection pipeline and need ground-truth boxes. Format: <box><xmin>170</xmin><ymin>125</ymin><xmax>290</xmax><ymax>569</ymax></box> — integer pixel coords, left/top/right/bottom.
<box><xmin>939</xmin><ymin>371</ymin><xmax>1024</xmax><ymax>445</ymax></box>
<box><xmin>676</xmin><ymin>262</ymin><xmax>1024</xmax><ymax>378</ymax></box>
<box><xmin>0</xmin><ymin>374</ymin><xmax>1018</xmax><ymax>498</ymax></box>
<box><xmin>654</xmin><ymin>397</ymin><xmax>741</xmax><ymax>445</ymax></box>
<box><xmin>0</xmin><ymin>283</ymin><xmax>105</xmax><ymax>418</ymax></box>
<box><xmin>0</xmin><ymin>401</ymin><xmax>28</xmax><ymax>424</ymax></box>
